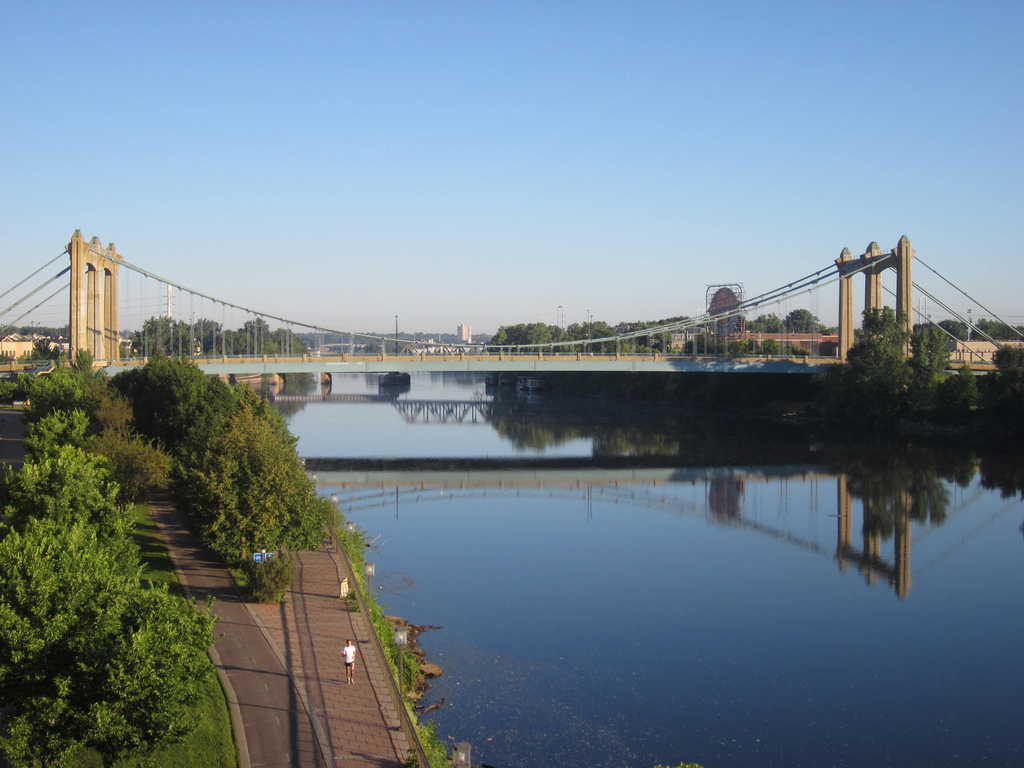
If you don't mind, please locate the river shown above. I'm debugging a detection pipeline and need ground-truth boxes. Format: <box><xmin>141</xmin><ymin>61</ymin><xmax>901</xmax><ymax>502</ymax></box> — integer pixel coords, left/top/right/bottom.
<box><xmin>275</xmin><ymin>372</ymin><xmax>1024</xmax><ymax>768</ymax></box>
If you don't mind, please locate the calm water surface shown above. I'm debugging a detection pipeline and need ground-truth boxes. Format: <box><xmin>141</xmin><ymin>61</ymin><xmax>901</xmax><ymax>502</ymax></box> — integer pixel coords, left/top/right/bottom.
<box><xmin>278</xmin><ymin>373</ymin><xmax>1024</xmax><ymax>768</ymax></box>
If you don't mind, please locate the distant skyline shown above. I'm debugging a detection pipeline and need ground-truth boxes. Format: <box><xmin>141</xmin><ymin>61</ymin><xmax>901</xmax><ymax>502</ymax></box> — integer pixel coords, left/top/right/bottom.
<box><xmin>2</xmin><ymin>2</ymin><xmax>1021</xmax><ymax>336</ymax></box>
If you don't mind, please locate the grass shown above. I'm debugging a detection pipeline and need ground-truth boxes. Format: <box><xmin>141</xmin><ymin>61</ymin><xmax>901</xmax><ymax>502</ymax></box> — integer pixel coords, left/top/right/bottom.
<box><xmin>131</xmin><ymin>503</ymin><xmax>185</xmax><ymax>597</ymax></box>
<box><xmin>72</xmin><ymin>504</ymin><xmax>238</xmax><ymax>767</ymax></box>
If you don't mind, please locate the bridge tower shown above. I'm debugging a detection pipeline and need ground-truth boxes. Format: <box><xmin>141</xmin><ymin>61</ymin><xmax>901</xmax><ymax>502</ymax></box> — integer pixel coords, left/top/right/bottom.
<box><xmin>835</xmin><ymin>236</ymin><xmax>915</xmax><ymax>361</ymax></box>
<box><xmin>68</xmin><ymin>230</ymin><xmax>122</xmax><ymax>361</ymax></box>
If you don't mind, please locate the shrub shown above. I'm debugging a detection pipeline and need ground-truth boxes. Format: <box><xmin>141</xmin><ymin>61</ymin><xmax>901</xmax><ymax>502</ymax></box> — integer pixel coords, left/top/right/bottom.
<box><xmin>242</xmin><ymin>553</ymin><xmax>295</xmax><ymax>602</ymax></box>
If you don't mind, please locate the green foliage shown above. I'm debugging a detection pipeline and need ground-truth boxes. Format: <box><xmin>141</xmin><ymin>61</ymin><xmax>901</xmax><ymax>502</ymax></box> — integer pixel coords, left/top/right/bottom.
<box><xmin>653</xmin><ymin>763</ymin><xmax>705</xmax><ymax>768</ymax></box>
<box><xmin>90</xmin><ymin>429</ymin><xmax>172</xmax><ymax>505</ymax></box>
<box><xmin>111</xmin><ymin>354</ymin><xmax>235</xmax><ymax>464</ymax></box>
<box><xmin>242</xmin><ymin>553</ymin><xmax>296</xmax><ymax>602</ymax></box>
<box><xmin>935</xmin><ymin>365</ymin><xmax>980</xmax><ymax>425</ymax></box>
<box><xmin>938</xmin><ymin>319</ymin><xmax>969</xmax><ymax>340</ymax></box>
<box><xmin>0</xmin><ymin>379</ymin><xmax>20</xmax><ymax>401</ymax></box>
<box><xmin>22</xmin><ymin>366</ymin><xmax>105</xmax><ymax>427</ymax></box>
<box><xmin>0</xmin><ymin>518</ymin><xmax>217</xmax><ymax>767</ymax></box>
<box><xmin>815</xmin><ymin>308</ymin><xmax>912</xmax><ymax>429</ymax></box>
<box><xmin>410</xmin><ymin>719</ymin><xmax>449</xmax><ymax>768</ymax></box>
<box><xmin>130</xmin><ymin>315</ymin><xmax>309</xmax><ymax>358</ymax></box>
<box><xmin>981</xmin><ymin>345</ymin><xmax>1024</xmax><ymax>434</ymax></box>
<box><xmin>28</xmin><ymin>338</ymin><xmax>62</xmax><ymax>361</ymax></box>
<box><xmin>23</xmin><ymin>409</ymin><xmax>91</xmax><ymax>459</ymax></box>
<box><xmin>973</xmin><ymin>318</ymin><xmax>1024</xmax><ymax>342</ymax></box>
<box><xmin>908</xmin><ymin>325</ymin><xmax>951</xmax><ymax>414</ymax></box>
<box><xmin>0</xmin><ymin>445</ymin><xmax>129</xmax><ymax>540</ymax></box>
<box><xmin>175</xmin><ymin>386</ymin><xmax>326</xmax><ymax>562</ymax></box>
<box><xmin>491</xmin><ymin>322</ymin><xmax>566</xmax><ymax>347</ymax></box>
<box><xmin>784</xmin><ymin>308</ymin><xmax>819</xmax><ymax>333</ymax></box>
<box><xmin>747</xmin><ymin>313</ymin><xmax>782</xmax><ymax>333</ymax></box>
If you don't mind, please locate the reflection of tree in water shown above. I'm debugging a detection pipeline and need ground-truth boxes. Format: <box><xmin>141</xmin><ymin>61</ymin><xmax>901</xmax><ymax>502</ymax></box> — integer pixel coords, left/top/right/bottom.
<box><xmin>978</xmin><ymin>453</ymin><xmax>1024</xmax><ymax>500</ymax></box>
<box><xmin>839</xmin><ymin>447</ymin><xmax>977</xmax><ymax>538</ymax></box>
<box><xmin>487</xmin><ymin>393</ymin><xmax>779</xmax><ymax>457</ymax></box>
<box><xmin>257</xmin><ymin>372</ymin><xmax>319</xmax><ymax>418</ymax></box>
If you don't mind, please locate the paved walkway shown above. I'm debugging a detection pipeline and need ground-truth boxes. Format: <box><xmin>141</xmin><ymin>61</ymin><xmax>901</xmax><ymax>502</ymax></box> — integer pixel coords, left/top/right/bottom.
<box><xmin>148</xmin><ymin>498</ymin><xmax>409</xmax><ymax>768</ymax></box>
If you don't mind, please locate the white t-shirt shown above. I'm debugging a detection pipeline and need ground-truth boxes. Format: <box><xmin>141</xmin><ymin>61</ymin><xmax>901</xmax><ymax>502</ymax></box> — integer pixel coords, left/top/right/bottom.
<box><xmin>344</xmin><ymin>644</ymin><xmax>357</xmax><ymax>664</ymax></box>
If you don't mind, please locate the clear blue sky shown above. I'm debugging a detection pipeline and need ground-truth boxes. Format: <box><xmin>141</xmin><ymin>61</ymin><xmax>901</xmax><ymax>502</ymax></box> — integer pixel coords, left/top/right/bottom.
<box><xmin>2</xmin><ymin>1</ymin><xmax>1021</xmax><ymax>336</ymax></box>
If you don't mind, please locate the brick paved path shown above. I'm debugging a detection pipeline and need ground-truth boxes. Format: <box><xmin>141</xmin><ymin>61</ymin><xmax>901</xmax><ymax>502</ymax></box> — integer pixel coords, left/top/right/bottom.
<box><xmin>150</xmin><ymin>497</ymin><xmax>406</xmax><ymax>768</ymax></box>
<box><xmin>251</xmin><ymin>549</ymin><xmax>408</xmax><ymax>768</ymax></box>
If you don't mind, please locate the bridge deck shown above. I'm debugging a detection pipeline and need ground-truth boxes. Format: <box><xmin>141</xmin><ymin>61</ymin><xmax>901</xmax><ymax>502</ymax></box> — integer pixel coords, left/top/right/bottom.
<box><xmin>97</xmin><ymin>352</ymin><xmax>845</xmax><ymax>375</ymax></box>
<box><xmin>0</xmin><ymin>353</ymin><xmax>998</xmax><ymax>377</ymax></box>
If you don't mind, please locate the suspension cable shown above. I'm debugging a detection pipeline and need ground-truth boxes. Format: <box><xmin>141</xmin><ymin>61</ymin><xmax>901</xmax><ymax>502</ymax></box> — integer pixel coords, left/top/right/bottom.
<box><xmin>916</xmin><ymin>256</ymin><xmax>1024</xmax><ymax>341</ymax></box>
<box><xmin>0</xmin><ymin>267</ymin><xmax>72</xmax><ymax>325</ymax></box>
<box><xmin>0</xmin><ymin>251</ymin><xmax>67</xmax><ymax>304</ymax></box>
<box><xmin>0</xmin><ymin>282</ymin><xmax>71</xmax><ymax>337</ymax></box>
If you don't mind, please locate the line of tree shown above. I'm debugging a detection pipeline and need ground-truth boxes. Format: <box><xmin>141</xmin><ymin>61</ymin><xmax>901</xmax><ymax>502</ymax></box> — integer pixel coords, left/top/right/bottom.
<box><xmin>0</xmin><ymin>353</ymin><xmax>215</xmax><ymax>767</ymax></box>
<box><xmin>935</xmin><ymin>318</ymin><xmax>1024</xmax><ymax>342</ymax></box>
<box><xmin>815</xmin><ymin>307</ymin><xmax>1024</xmax><ymax>435</ymax></box>
<box><xmin>127</xmin><ymin>315</ymin><xmax>309</xmax><ymax>358</ymax></box>
<box><xmin>0</xmin><ymin>352</ymin><xmax>331</xmax><ymax>766</ymax></box>
<box><xmin>746</xmin><ymin>309</ymin><xmax>834</xmax><ymax>334</ymax></box>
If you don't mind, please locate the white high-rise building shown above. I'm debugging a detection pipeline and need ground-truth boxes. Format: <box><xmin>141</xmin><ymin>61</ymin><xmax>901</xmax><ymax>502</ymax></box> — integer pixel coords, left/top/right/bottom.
<box><xmin>457</xmin><ymin>324</ymin><xmax>472</xmax><ymax>343</ymax></box>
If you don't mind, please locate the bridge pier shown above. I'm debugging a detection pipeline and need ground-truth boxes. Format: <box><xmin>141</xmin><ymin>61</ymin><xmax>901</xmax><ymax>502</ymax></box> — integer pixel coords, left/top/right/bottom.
<box><xmin>835</xmin><ymin>236</ymin><xmax>915</xmax><ymax>361</ymax></box>
<box><xmin>69</xmin><ymin>230</ymin><xmax>122</xmax><ymax>361</ymax></box>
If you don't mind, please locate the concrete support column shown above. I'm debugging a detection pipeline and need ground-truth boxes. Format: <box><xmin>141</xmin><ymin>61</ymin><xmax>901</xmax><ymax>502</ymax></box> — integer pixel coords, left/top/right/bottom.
<box><xmin>862</xmin><ymin>242</ymin><xmax>885</xmax><ymax>313</ymax></box>
<box><xmin>103</xmin><ymin>242</ymin><xmax>121</xmax><ymax>359</ymax></box>
<box><xmin>69</xmin><ymin>231</ymin><xmax>91</xmax><ymax>357</ymax></box>
<box><xmin>893</xmin><ymin>235</ymin><xmax>915</xmax><ymax>330</ymax></box>
<box><xmin>835</xmin><ymin>248</ymin><xmax>855</xmax><ymax>361</ymax></box>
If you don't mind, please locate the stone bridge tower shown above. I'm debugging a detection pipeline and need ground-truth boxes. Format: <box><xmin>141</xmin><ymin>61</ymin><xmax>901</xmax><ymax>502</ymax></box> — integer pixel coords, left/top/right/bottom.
<box><xmin>68</xmin><ymin>230</ymin><xmax>122</xmax><ymax>360</ymax></box>
<box><xmin>835</xmin><ymin>236</ymin><xmax>915</xmax><ymax>361</ymax></box>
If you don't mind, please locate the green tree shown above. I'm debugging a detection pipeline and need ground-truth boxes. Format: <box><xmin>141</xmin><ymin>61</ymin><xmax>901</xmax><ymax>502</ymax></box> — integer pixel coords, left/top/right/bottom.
<box><xmin>784</xmin><ymin>308</ymin><xmax>819</xmax><ymax>333</ymax></box>
<box><xmin>815</xmin><ymin>307</ymin><xmax>912</xmax><ymax>429</ymax></box>
<box><xmin>90</xmin><ymin>429</ymin><xmax>172</xmax><ymax>505</ymax></box>
<box><xmin>176</xmin><ymin>385</ymin><xmax>327</xmax><ymax>562</ymax></box>
<box><xmin>981</xmin><ymin>345</ymin><xmax>1024</xmax><ymax>434</ymax></box>
<box><xmin>21</xmin><ymin>365</ymin><xmax>105</xmax><ymax>428</ymax></box>
<box><xmin>490</xmin><ymin>322</ymin><xmax>564</xmax><ymax>347</ymax></box>
<box><xmin>27</xmin><ymin>339</ymin><xmax>61</xmax><ymax>361</ymax></box>
<box><xmin>747</xmin><ymin>313</ymin><xmax>782</xmax><ymax>333</ymax></box>
<box><xmin>22</xmin><ymin>409</ymin><xmax>90</xmax><ymax>459</ymax></box>
<box><xmin>909</xmin><ymin>325</ymin><xmax>951</xmax><ymax>415</ymax></box>
<box><xmin>0</xmin><ymin>518</ymin><xmax>217</xmax><ymax>767</ymax></box>
<box><xmin>0</xmin><ymin>445</ymin><xmax>129</xmax><ymax>540</ymax></box>
<box><xmin>935</xmin><ymin>365</ymin><xmax>979</xmax><ymax>425</ymax></box>
<box><xmin>938</xmin><ymin>319</ymin><xmax>969</xmax><ymax>341</ymax></box>
<box><xmin>111</xmin><ymin>354</ymin><xmax>235</xmax><ymax>465</ymax></box>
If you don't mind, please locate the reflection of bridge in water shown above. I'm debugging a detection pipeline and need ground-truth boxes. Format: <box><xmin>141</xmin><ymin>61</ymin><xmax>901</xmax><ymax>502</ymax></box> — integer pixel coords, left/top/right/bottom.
<box><xmin>272</xmin><ymin>394</ymin><xmax>494</xmax><ymax>424</ymax></box>
<box><xmin>310</xmin><ymin>464</ymin><xmax>1008</xmax><ymax>600</ymax></box>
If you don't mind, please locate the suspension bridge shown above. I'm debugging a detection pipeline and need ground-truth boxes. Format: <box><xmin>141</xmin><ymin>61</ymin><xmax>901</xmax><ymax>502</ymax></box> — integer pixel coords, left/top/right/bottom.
<box><xmin>1</xmin><ymin>230</ymin><xmax>1018</xmax><ymax>378</ymax></box>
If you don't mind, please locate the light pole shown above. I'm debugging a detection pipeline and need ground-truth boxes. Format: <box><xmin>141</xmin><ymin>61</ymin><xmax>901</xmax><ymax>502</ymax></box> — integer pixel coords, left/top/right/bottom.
<box><xmin>330</xmin><ymin>493</ymin><xmax>339</xmax><ymax>551</ymax></box>
<box><xmin>364</xmin><ymin>561</ymin><xmax>375</xmax><ymax>596</ymax></box>
<box><xmin>453</xmin><ymin>742</ymin><xmax>472</xmax><ymax>767</ymax></box>
<box><xmin>395</xmin><ymin>315</ymin><xmax>399</xmax><ymax>356</ymax></box>
<box><xmin>346</xmin><ymin>520</ymin><xmax>355</xmax><ymax>565</ymax></box>
<box><xmin>394</xmin><ymin>625</ymin><xmax>409</xmax><ymax>697</ymax></box>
